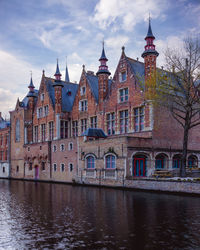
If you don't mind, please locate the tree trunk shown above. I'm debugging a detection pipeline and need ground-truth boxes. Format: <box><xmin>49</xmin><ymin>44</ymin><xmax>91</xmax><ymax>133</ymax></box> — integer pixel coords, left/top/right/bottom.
<box><xmin>180</xmin><ymin>114</ymin><xmax>190</xmax><ymax>177</ymax></box>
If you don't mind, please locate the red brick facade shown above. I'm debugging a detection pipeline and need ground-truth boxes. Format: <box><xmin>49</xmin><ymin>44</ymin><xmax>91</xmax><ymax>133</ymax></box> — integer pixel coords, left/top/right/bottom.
<box><xmin>9</xmin><ymin>22</ymin><xmax>200</xmax><ymax>184</ymax></box>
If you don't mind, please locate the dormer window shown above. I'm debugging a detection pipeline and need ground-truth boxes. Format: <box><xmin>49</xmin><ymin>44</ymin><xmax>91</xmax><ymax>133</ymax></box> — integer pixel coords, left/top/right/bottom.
<box><xmin>81</xmin><ymin>86</ymin><xmax>86</xmax><ymax>96</ymax></box>
<box><xmin>41</xmin><ymin>93</ymin><xmax>44</xmax><ymax>101</ymax></box>
<box><xmin>119</xmin><ymin>71</ymin><xmax>127</xmax><ymax>82</ymax></box>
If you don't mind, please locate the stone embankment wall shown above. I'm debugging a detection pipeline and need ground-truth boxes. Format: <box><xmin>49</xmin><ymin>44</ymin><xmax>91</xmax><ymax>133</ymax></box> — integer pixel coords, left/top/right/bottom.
<box><xmin>75</xmin><ymin>177</ymin><xmax>200</xmax><ymax>195</ymax></box>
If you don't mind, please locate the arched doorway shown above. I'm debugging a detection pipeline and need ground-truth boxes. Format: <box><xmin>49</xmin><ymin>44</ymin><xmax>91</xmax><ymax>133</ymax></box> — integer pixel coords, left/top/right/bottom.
<box><xmin>132</xmin><ymin>154</ymin><xmax>147</xmax><ymax>177</ymax></box>
<box><xmin>35</xmin><ymin>165</ymin><xmax>39</xmax><ymax>179</ymax></box>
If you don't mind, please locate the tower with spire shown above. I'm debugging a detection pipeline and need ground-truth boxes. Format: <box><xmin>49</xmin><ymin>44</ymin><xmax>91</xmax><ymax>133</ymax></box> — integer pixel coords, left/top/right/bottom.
<box><xmin>27</xmin><ymin>75</ymin><xmax>37</xmax><ymax>143</ymax></box>
<box><xmin>141</xmin><ymin>17</ymin><xmax>159</xmax><ymax>80</ymax></box>
<box><xmin>65</xmin><ymin>57</ymin><xmax>70</xmax><ymax>82</ymax></box>
<box><xmin>96</xmin><ymin>42</ymin><xmax>111</xmax><ymax>110</ymax></box>
<box><xmin>53</xmin><ymin>60</ymin><xmax>64</xmax><ymax>114</ymax></box>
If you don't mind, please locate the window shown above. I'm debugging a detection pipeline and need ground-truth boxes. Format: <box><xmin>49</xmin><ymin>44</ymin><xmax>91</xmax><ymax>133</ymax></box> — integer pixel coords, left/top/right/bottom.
<box><xmin>188</xmin><ymin>155</ymin><xmax>198</xmax><ymax>168</ymax></box>
<box><xmin>5</xmin><ymin>134</ymin><xmax>8</xmax><ymax>146</ymax></box>
<box><xmin>81</xmin><ymin>86</ymin><xmax>86</xmax><ymax>96</ymax></box>
<box><xmin>0</xmin><ymin>136</ymin><xmax>3</xmax><ymax>146</ymax></box>
<box><xmin>68</xmin><ymin>142</ymin><xmax>73</xmax><ymax>151</ymax></box>
<box><xmin>69</xmin><ymin>163</ymin><xmax>73</xmax><ymax>172</ymax></box>
<box><xmin>79</xmin><ymin>100</ymin><xmax>88</xmax><ymax>111</ymax></box>
<box><xmin>53</xmin><ymin>145</ymin><xmax>57</xmax><ymax>152</ymax></box>
<box><xmin>3</xmin><ymin>167</ymin><xmax>5</xmax><ymax>173</ymax></box>
<box><xmin>15</xmin><ymin>119</ymin><xmax>20</xmax><ymax>142</ymax></box>
<box><xmin>38</xmin><ymin>107</ymin><xmax>43</xmax><ymax>118</ymax></box>
<box><xmin>60</xmin><ymin>144</ymin><xmax>65</xmax><ymax>152</ymax></box>
<box><xmin>173</xmin><ymin>155</ymin><xmax>182</xmax><ymax>169</ymax></box>
<box><xmin>44</xmin><ymin>105</ymin><xmax>49</xmax><ymax>116</ymax></box>
<box><xmin>34</xmin><ymin>126</ymin><xmax>38</xmax><ymax>142</ymax></box>
<box><xmin>42</xmin><ymin>162</ymin><xmax>45</xmax><ymax>171</ymax></box>
<box><xmin>49</xmin><ymin>122</ymin><xmax>54</xmax><ymax>141</ymax></box>
<box><xmin>29</xmin><ymin>163</ymin><xmax>32</xmax><ymax>171</ymax></box>
<box><xmin>41</xmin><ymin>124</ymin><xmax>46</xmax><ymax>142</ymax></box>
<box><xmin>60</xmin><ymin>120</ymin><xmax>68</xmax><ymax>139</ymax></box>
<box><xmin>16</xmin><ymin>166</ymin><xmax>19</xmax><ymax>172</ymax></box>
<box><xmin>81</xmin><ymin>119</ymin><xmax>87</xmax><ymax>133</ymax></box>
<box><xmin>90</xmin><ymin>116</ymin><xmax>97</xmax><ymax>128</ymax></box>
<box><xmin>61</xmin><ymin>163</ymin><xmax>65</xmax><ymax>172</ymax></box>
<box><xmin>120</xmin><ymin>110</ymin><xmax>129</xmax><ymax>133</ymax></box>
<box><xmin>87</xmin><ymin>156</ymin><xmax>95</xmax><ymax>169</ymax></box>
<box><xmin>5</xmin><ymin>150</ymin><xmax>8</xmax><ymax>161</ymax></box>
<box><xmin>72</xmin><ymin>121</ymin><xmax>78</xmax><ymax>137</ymax></box>
<box><xmin>155</xmin><ymin>154</ymin><xmax>167</xmax><ymax>169</ymax></box>
<box><xmin>120</xmin><ymin>71</ymin><xmax>127</xmax><ymax>82</ymax></box>
<box><xmin>53</xmin><ymin>163</ymin><xmax>57</xmax><ymax>172</ymax></box>
<box><xmin>107</xmin><ymin>113</ymin><xmax>115</xmax><ymax>135</ymax></box>
<box><xmin>119</xmin><ymin>88</ymin><xmax>128</xmax><ymax>102</ymax></box>
<box><xmin>41</xmin><ymin>93</ymin><xmax>44</xmax><ymax>101</ymax></box>
<box><xmin>105</xmin><ymin>155</ymin><xmax>116</xmax><ymax>169</ymax></box>
<box><xmin>134</xmin><ymin>107</ymin><xmax>144</xmax><ymax>132</ymax></box>
<box><xmin>0</xmin><ymin>151</ymin><xmax>3</xmax><ymax>160</ymax></box>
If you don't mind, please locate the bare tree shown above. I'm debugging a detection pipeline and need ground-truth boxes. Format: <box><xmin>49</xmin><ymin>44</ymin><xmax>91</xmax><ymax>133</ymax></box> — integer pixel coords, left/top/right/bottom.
<box><xmin>145</xmin><ymin>37</ymin><xmax>200</xmax><ymax>177</ymax></box>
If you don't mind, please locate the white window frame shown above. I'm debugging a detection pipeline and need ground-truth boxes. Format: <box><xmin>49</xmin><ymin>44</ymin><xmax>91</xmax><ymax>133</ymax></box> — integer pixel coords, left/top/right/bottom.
<box><xmin>60</xmin><ymin>144</ymin><xmax>65</xmax><ymax>152</ymax></box>
<box><xmin>104</xmin><ymin>153</ymin><xmax>117</xmax><ymax>179</ymax></box>
<box><xmin>53</xmin><ymin>145</ymin><xmax>57</xmax><ymax>152</ymax></box>
<box><xmin>79</xmin><ymin>100</ymin><xmax>88</xmax><ymax>111</ymax></box>
<box><xmin>68</xmin><ymin>142</ymin><xmax>73</xmax><ymax>151</ymax></box>
<box><xmin>53</xmin><ymin>163</ymin><xmax>57</xmax><ymax>172</ymax></box>
<box><xmin>60</xmin><ymin>163</ymin><xmax>65</xmax><ymax>172</ymax></box>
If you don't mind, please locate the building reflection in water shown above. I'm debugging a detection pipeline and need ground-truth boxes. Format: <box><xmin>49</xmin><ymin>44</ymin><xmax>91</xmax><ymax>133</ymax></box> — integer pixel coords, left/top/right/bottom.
<box><xmin>0</xmin><ymin>180</ymin><xmax>200</xmax><ymax>249</ymax></box>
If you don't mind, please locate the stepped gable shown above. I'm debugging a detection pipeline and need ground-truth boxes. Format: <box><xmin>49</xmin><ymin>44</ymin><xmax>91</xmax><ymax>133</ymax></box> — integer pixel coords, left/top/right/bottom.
<box><xmin>86</xmin><ymin>72</ymin><xmax>112</xmax><ymax>103</ymax></box>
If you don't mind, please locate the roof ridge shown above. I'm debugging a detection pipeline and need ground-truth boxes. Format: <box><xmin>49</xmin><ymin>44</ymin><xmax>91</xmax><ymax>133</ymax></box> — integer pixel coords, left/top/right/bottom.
<box><xmin>126</xmin><ymin>56</ymin><xmax>144</xmax><ymax>64</ymax></box>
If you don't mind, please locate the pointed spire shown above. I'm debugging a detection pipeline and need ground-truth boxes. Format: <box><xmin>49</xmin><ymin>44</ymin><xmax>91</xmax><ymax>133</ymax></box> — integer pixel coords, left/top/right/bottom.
<box><xmin>97</xmin><ymin>41</ymin><xmax>110</xmax><ymax>76</ymax></box>
<box><xmin>142</xmin><ymin>17</ymin><xmax>159</xmax><ymax>58</ymax></box>
<box><xmin>145</xmin><ymin>15</ymin><xmax>155</xmax><ymax>39</ymax></box>
<box><xmin>54</xmin><ymin>59</ymin><xmax>62</xmax><ymax>81</ymax></box>
<box><xmin>99</xmin><ymin>40</ymin><xmax>108</xmax><ymax>61</ymax></box>
<box><xmin>65</xmin><ymin>57</ymin><xmax>70</xmax><ymax>82</ymax></box>
<box><xmin>27</xmin><ymin>73</ymin><xmax>36</xmax><ymax>98</ymax></box>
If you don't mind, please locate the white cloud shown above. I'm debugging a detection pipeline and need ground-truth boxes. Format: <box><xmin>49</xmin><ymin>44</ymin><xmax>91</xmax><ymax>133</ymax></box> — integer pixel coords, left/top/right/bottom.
<box><xmin>0</xmin><ymin>50</ymin><xmax>42</xmax><ymax>116</ymax></box>
<box><xmin>106</xmin><ymin>35</ymin><xmax>129</xmax><ymax>49</ymax></box>
<box><xmin>156</xmin><ymin>36</ymin><xmax>184</xmax><ymax>68</ymax></box>
<box><xmin>93</xmin><ymin>0</ymin><xmax>167</xmax><ymax>31</ymax></box>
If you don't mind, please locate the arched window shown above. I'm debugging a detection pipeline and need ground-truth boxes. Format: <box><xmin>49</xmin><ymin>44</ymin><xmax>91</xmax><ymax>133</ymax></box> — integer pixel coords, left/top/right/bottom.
<box><xmin>15</xmin><ymin>119</ymin><xmax>20</xmax><ymax>142</ymax></box>
<box><xmin>86</xmin><ymin>156</ymin><xmax>95</xmax><ymax>169</ymax></box>
<box><xmin>188</xmin><ymin>155</ymin><xmax>198</xmax><ymax>168</ymax></box>
<box><xmin>105</xmin><ymin>154</ymin><xmax>116</xmax><ymax>169</ymax></box>
<box><xmin>173</xmin><ymin>154</ymin><xmax>182</xmax><ymax>168</ymax></box>
<box><xmin>155</xmin><ymin>154</ymin><xmax>168</xmax><ymax>169</ymax></box>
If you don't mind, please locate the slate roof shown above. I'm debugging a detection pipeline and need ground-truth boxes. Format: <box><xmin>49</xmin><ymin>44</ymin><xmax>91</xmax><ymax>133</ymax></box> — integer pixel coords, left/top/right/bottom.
<box><xmin>146</xmin><ymin>21</ymin><xmax>155</xmax><ymax>39</ymax></box>
<box><xmin>45</xmin><ymin>78</ymin><xmax>78</xmax><ymax>112</ymax></box>
<box><xmin>82</xmin><ymin>128</ymin><xmax>107</xmax><ymax>138</ymax></box>
<box><xmin>23</xmin><ymin>90</ymin><xmax>39</xmax><ymax>107</ymax></box>
<box><xmin>86</xmin><ymin>73</ymin><xmax>112</xmax><ymax>103</ymax></box>
<box><xmin>99</xmin><ymin>47</ymin><xmax>108</xmax><ymax>61</ymax></box>
<box><xmin>0</xmin><ymin>117</ymin><xmax>10</xmax><ymax>129</ymax></box>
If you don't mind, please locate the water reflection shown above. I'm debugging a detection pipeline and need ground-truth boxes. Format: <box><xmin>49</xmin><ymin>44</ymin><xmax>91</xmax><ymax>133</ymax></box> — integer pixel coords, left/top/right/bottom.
<box><xmin>0</xmin><ymin>180</ymin><xmax>200</xmax><ymax>249</ymax></box>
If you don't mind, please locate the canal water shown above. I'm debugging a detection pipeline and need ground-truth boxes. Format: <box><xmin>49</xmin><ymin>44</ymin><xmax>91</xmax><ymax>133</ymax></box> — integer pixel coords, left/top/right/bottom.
<box><xmin>0</xmin><ymin>180</ymin><xmax>200</xmax><ymax>249</ymax></box>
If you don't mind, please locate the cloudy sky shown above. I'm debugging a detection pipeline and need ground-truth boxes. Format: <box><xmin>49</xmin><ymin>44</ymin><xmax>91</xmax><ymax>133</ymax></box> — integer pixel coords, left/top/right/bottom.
<box><xmin>0</xmin><ymin>0</ymin><xmax>199</xmax><ymax>117</ymax></box>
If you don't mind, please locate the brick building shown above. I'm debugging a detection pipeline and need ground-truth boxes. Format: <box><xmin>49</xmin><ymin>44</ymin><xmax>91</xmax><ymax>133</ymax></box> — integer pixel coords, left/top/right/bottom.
<box><xmin>9</xmin><ymin>20</ymin><xmax>200</xmax><ymax>185</ymax></box>
<box><xmin>0</xmin><ymin>112</ymin><xmax>10</xmax><ymax>178</ymax></box>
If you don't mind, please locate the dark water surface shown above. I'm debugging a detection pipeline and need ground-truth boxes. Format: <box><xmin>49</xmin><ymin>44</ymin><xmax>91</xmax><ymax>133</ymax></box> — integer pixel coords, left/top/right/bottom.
<box><xmin>0</xmin><ymin>180</ymin><xmax>200</xmax><ymax>249</ymax></box>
